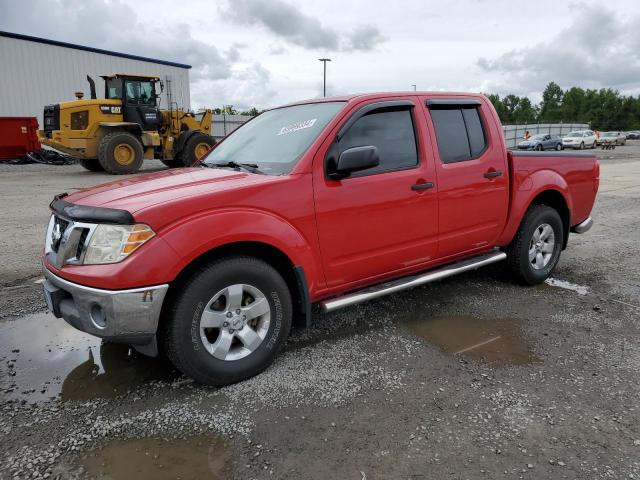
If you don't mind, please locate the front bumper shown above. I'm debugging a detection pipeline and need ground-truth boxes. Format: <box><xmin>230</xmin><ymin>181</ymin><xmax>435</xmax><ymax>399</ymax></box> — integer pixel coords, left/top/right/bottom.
<box><xmin>43</xmin><ymin>268</ymin><xmax>169</xmax><ymax>356</ymax></box>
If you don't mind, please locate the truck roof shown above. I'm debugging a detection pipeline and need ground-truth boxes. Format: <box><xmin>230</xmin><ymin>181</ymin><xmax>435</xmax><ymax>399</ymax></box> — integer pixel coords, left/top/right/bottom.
<box><xmin>276</xmin><ymin>91</ymin><xmax>485</xmax><ymax>109</ymax></box>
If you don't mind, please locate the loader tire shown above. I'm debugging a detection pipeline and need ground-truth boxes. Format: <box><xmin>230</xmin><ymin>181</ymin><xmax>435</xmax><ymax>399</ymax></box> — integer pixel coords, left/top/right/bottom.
<box><xmin>98</xmin><ymin>131</ymin><xmax>144</xmax><ymax>174</ymax></box>
<box><xmin>79</xmin><ymin>159</ymin><xmax>105</xmax><ymax>172</ymax></box>
<box><xmin>174</xmin><ymin>133</ymin><xmax>216</xmax><ymax>167</ymax></box>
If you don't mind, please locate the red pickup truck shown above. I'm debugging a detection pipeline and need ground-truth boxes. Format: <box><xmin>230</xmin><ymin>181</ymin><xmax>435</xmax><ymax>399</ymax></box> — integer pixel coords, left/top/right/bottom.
<box><xmin>42</xmin><ymin>92</ymin><xmax>599</xmax><ymax>385</ymax></box>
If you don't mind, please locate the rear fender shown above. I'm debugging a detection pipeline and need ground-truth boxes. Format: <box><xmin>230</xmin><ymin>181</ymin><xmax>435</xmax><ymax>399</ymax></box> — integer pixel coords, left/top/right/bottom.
<box><xmin>497</xmin><ymin>169</ymin><xmax>573</xmax><ymax>247</ymax></box>
<box><xmin>160</xmin><ymin>208</ymin><xmax>323</xmax><ymax>295</ymax></box>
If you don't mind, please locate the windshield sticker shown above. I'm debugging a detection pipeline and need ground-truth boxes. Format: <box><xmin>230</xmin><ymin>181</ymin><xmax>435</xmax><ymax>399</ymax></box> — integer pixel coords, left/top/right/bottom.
<box><xmin>277</xmin><ymin>118</ymin><xmax>317</xmax><ymax>135</ymax></box>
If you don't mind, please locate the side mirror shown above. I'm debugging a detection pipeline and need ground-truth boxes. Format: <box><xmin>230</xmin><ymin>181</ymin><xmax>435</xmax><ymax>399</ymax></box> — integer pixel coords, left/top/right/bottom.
<box><xmin>330</xmin><ymin>146</ymin><xmax>380</xmax><ymax>179</ymax></box>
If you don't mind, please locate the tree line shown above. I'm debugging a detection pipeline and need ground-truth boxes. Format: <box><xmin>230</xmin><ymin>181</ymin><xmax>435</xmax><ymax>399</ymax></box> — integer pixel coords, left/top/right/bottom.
<box><xmin>486</xmin><ymin>82</ymin><xmax>640</xmax><ymax>131</ymax></box>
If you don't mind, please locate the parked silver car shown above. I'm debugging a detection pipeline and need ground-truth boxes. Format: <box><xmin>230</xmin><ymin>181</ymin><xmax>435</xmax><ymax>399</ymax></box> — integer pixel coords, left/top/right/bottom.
<box><xmin>597</xmin><ymin>132</ymin><xmax>626</xmax><ymax>146</ymax></box>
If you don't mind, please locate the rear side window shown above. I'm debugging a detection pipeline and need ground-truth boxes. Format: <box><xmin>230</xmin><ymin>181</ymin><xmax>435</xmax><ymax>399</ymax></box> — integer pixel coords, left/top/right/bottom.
<box><xmin>339</xmin><ymin>108</ymin><xmax>418</xmax><ymax>174</ymax></box>
<box><xmin>430</xmin><ymin>105</ymin><xmax>487</xmax><ymax>163</ymax></box>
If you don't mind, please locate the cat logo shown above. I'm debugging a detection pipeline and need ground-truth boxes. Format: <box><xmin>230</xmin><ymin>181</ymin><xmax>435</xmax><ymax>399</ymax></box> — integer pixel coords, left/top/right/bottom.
<box><xmin>99</xmin><ymin>105</ymin><xmax>121</xmax><ymax>114</ymax></box>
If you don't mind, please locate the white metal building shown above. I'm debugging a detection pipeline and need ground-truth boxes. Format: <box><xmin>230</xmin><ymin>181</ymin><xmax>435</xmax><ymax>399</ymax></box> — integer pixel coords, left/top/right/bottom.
<box><xmin>0</xmin><ymin>31</ymin><xmax>191</xmax><ymax>127</ymax></box>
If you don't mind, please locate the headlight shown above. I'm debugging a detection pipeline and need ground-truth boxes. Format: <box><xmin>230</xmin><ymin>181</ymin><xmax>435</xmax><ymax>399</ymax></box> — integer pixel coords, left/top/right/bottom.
<box><xmin>83</xmin><ymin>224</ymin><xmax>155</xmax><ymax>264</ymax></box>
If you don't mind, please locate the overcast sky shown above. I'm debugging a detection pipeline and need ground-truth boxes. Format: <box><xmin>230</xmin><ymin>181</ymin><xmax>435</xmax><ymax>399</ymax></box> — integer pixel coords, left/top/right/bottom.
<box><xmin>2</xmin><ymin>0</ymin><xmax>640</xmax><ymax>110</ymax></box>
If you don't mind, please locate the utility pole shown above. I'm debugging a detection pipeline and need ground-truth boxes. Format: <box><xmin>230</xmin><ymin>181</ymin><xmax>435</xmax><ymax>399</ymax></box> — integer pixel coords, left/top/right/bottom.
<box><xmin>412</xmin><ymin>84</ymin><xmax>417</xmax><ymax>91</ymax></box>
<box><xmin>318</xmin><ymin>58</ymin><xmax>331</xmax><ymax>97</ymax></box>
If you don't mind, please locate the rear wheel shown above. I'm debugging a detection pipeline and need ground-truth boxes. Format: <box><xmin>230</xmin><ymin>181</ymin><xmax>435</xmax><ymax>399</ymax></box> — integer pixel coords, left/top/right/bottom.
<box><xmin>79</xmin><ymin>159</ymin><xmax>105</xmax><ymax>172</ymax></box>
<box><xmin>579</xmin><ymin>141</ymin><xmax>585</xmax><ymax>150</ymax></box>
<box><xmin>171</xmin><ymin>132</ymin><xmax>216</xmax><ymax>167</ymax></box>
<box><xmin>161</xmin><ymin>256</ymin><xmax>292</xmax><ymax>385</ymax></box>
<box><xmin>504</xmin><ymin>205</ymin><xmax>563</xmax><ymax>285</ymax></box>
<box><xmin>556</xmin><ymin>143</ymin><xmax>563</xmax><ymax>151</ymax></box>
<box><xmin>98</xmin><ymin>131</ymin><xmax>144</xmax><ymax>174</ymax></box>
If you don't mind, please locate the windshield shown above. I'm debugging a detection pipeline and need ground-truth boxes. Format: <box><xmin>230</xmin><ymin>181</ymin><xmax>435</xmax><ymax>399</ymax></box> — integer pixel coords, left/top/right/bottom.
<box><xmin>566</xmin><ymin>131</ymin><xmax>582</xmax><ymax>138</ymax></box>
<box><xmin>125</xmin><ymin>80</ymin><xmax>156</xmax><ymax>106</ymax></box>
<box><xmin>530</xmin><ymin>135</ymin><xmax>545</xmax><ymax>140</ymax></box>
<box><xmin>204</xmin><ymin>102</ymin><xmax>345</xmax><ymax>175</ymax></box>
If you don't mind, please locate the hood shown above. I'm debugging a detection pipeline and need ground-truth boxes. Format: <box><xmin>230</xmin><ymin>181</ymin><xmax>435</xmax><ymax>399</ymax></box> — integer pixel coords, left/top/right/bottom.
<box><xmin>518</xmin><ymin>141</ymin><xmax>531</xmax><ymax>147</ymax></box>
<box><xmin>63</xmin><ymin>167</ymin><xmax>277</xmax><ymax>214</ymax></box>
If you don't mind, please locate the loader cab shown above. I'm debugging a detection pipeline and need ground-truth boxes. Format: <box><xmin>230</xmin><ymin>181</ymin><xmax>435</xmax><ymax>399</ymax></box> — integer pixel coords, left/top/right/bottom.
<box><xmin>101</xmin><ymin>74</ymin><xmax>163</xmax><ymax>131</ymax></box>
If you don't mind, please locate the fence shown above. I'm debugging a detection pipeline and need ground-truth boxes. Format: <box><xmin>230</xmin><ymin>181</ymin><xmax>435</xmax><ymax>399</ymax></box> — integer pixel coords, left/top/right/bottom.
<box><xmin>211</xmin><ymin>114</ymin><xmax>252</xmax><ymax>139</ymax></box>
<box><xmin>502</xmin><ymin>123</ymin><xmax>590</xmax><ymax>148</ymax></box>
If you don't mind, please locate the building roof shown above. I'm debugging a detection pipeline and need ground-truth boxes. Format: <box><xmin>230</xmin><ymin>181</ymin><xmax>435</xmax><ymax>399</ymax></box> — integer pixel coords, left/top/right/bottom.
<box><xmin>0</xmin><ymin>30</ymin><xmax>192</xmax><ymax>69</ymax></box>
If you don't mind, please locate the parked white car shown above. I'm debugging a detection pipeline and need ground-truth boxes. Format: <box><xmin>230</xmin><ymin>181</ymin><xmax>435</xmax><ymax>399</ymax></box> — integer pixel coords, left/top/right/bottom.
<box><xmin>562</xmin><ymin>130</ymin><xmax>597</xmax><ymax>149</ymax></box>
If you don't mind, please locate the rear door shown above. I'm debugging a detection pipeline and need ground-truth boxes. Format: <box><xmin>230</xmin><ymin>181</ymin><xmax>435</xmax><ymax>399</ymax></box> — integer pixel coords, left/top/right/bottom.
<box><xmin>421</xmin><ymin>98</ymin><xmax>509</xmax><ymax>258</ymax></box>
<box><xmin>313</xmin><ymin>99</ymin><xmax>439</xmax><ymax>289</ymax></box>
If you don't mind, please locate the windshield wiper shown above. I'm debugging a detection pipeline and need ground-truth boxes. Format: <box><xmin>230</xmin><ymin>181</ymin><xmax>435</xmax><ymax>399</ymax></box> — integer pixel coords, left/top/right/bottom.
<box><xmin>204</xmin><ymin>161</ymin><xmax>262</xmax><ymax>174</ymax></box>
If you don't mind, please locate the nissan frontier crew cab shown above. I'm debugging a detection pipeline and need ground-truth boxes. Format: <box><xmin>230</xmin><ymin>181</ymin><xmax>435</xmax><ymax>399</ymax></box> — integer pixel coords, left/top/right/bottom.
<box><xmin>42</xmin><ymin>92</ymin><xmax>599</xmax><ymax>385</ymax></box>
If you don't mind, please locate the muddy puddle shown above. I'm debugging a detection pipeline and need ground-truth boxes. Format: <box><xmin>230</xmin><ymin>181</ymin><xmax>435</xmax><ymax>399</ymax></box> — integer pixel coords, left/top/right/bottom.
<box><xmin>405</xmin><ymin>315</ymin><xmax>541</xmax><ymax>365</ymax></box>
<box><xmin>0</xmin><ymin>312</ymin><xmax>177</xmax><ymax>402</ymax></box>
<box><xmin>78</xmin><ymin>435</ymin><xmax>233</xmax><ymax>479</ymax></box>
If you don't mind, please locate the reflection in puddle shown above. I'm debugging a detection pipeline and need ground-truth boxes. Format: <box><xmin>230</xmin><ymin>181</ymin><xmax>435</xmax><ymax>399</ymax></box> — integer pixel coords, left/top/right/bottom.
<box><xmin>79</xmin><ymin>436</ymin><xmax>233</xmax><ymax>480</ymax></box>
<box><xmin>406</xmin><ymin>316</ymin><xmax>540</xmax><ymax>365</ymax></box>
<box><xmin>0</xmin><ymin>313</ymin><xmax>177</xmax><ymax>402</ymax></box>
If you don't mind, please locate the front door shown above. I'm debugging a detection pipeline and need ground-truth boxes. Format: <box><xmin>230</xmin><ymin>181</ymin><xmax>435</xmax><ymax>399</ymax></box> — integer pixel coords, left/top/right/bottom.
<box><xmin>421</xmin><ymin>98</ymin><xmax>509</xmax><ymax>258</ymax></box>
<box><xmin>313</xmin><ymin>100</ymin><xmax>439</xmax><ymax>289</ymax></box>
<box><xmin>123</xmin><ymin>78</ymin><xmax>162</xmax><ymax>131</ymax></box>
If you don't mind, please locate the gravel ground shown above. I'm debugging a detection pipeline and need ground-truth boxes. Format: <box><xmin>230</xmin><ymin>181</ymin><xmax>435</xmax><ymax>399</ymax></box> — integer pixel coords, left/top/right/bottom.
<box><xmin>1</xmin><ymin>144</ymin><xmax>639</xmax><ymax>479</ymax></box>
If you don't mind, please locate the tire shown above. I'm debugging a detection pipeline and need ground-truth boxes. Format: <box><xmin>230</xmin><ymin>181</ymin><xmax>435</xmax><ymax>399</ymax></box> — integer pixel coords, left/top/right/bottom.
<box><xmin>98</xmin><ymin>131</ymin><xmax>144</xmax><ymax>174</ymax></box>
<box><xmin>79</xmin><ymin>159</ymin><xmax>105</xmax><ymax>172</ymax></box>
<box><xmin>579</xmin><ymin>142</ymin><xmax>585</xmax><ymax>150</ymax></box>
<box><xmin>173</xmin><ymin>132</ymin><xmax>216</xmax><ymax>167</ymax></box>
<box><xmin>556</xmin><ymin>143</ymin><xmax>563</xmax><ymax>151</ymax></box>
<box><xmin>536</xmin><ymin>144</ymin><xmax>542</xmax><ymax>151</ymax></box>
<box><xmin>160</xmin><ymin>159</ymin><xmax>181</xmax><ymax>168</ymax></box>
<box><xmin>504</xmin><ymin>205</ymin><xmax>563</xmax><ymax>285</ymax></box>
<box><xmin>161</xmin><ymin>256</ymin><xmax>292</xmax><ymax>386</ymax></box>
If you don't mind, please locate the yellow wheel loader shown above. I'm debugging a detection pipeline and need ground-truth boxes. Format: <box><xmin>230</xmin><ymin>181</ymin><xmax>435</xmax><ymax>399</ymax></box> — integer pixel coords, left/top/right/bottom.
<box><xmin>38</xmin><ymin>74</ymin><xmax>215</xmax><ymax>174</ymax></box>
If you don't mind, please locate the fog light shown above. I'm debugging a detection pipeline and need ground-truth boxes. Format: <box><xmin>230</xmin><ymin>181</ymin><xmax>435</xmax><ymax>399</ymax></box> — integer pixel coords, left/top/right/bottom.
<box><xmin>90</xmin><ymin>304</ymin><xmax>107</xmax><ymax>329</ymax></box>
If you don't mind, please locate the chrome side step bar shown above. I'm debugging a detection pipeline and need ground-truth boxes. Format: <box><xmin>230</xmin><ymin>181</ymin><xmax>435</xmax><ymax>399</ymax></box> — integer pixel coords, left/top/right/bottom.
<box><xmin>320</xmin><ymin>251</ymin><xmax>507</xmax><ymax>313</ymax></box>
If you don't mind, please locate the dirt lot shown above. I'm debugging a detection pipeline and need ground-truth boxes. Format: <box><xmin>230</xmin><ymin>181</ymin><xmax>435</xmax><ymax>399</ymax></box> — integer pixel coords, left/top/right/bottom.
<box><xmin>1</xmin><ymin>144</ymin><xmax>639</xmax><ymax>479</ymax></box>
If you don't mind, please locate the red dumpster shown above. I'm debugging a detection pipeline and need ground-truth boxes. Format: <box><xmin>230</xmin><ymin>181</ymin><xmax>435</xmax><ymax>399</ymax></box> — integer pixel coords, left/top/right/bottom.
<box><xmin>0</xmin><ymin>117</ymin><xmax>41</xmax><ymax>160</ymax></box>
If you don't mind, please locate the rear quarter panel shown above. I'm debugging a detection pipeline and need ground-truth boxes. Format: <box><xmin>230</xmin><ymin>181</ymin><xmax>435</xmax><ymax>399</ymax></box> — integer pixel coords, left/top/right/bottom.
<box><xmin>496</xmin><ymin>151</ymin><xmax>598</xmax><ymax>246</ymax></box>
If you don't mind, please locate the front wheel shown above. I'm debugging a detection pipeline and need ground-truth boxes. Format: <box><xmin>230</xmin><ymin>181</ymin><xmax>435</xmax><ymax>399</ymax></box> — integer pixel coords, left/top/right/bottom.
<box><xmin>579</xmin><ymin>142</ymin><xmax>585</xmax><ymax>150</ymax></box>
<box><xmin>98</xmin><ymin>131</ymin><xmax>144</xmax><ymax>174</ymax></box>
<box><xmin>161</xmin><ymin>256</ymin><xmax>292</xmax><ymax>385</ymax></box>
<box><xmin>504</xmin><ymin>205</ymin><xmax>563</xmax><ymax>285</ymax></box>
<box><xmin>536</xmin><ymin>144</ymin><xmax>543</xmax><ymax>151</ymax></box>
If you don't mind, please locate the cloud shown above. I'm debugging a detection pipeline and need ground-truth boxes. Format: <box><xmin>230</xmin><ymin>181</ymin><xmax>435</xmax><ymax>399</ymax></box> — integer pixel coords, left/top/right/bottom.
<box><xmin>192</xmin><ymin>62</ymin><xmax>277</xmax><ymax>111</ymax></box>
<box><xmin>477</xmin><ymin>5</ymin><xmax>640</xmax><ymax>93</ymax></box>
<box><xmin>345</xmin><ymin>25</ymin><xmax>386</xmax><ymax>52</ymax></box>
<box><xmin>220</xmin><ymin>0</ymin><xmax>385</xmax><ymax>52</ymax></box>
<box><xmin>0</xmin><ymin>0</ymin><xmax>232</xmax><ymax>82</ymax></box>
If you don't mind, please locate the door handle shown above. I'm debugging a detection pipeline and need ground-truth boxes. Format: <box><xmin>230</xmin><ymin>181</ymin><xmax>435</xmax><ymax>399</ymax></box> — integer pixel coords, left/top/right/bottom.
<box><xmin>411</xmin><ymin>182</ymin><xmax>435</xmax><ymax>191</ymax></box>
<box><xmin>484</xmin><ymin>170</ymin><xmax>502</xmax><ymax>179</ymax></box>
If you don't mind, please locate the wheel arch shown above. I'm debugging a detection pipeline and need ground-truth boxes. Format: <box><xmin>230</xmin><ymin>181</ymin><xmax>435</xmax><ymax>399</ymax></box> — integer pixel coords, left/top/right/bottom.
<box><xmin>529</xmin><ymin>190</ymin><xmax>571</xmax><ymax>249</ymax></box>
<box><xmin>498</xmin><ymin>169</ymin><xmax>573</xmax><ymax>250</ymax></box>
<box><xmin>162</xmin><ymin>240</ymin><xmax>311</xmax><ymax>329</ymax></box>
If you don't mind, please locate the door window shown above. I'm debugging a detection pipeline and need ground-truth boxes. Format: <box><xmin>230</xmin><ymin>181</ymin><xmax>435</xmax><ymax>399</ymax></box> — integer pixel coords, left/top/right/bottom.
<box><xmin>339</xmin><ymin>108</ymin><xmax>418</xmax><ymax>175</ymax></box>
<box><xmin>429</xmin><ymin>105</ymin><xmax>487</xmax><ymax>163</ymax></box>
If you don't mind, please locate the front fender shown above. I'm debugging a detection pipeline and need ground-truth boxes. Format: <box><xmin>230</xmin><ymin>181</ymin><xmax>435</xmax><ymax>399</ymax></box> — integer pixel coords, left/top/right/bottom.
<box><xmin>160</xmin><ymin>208</ymin><xmax>324</xmax><ymax>294</ymax></box>
<box><xmin>497</xmin><ymin>169</ymin><xmax>572</xmax><ymax>246</ymax></box>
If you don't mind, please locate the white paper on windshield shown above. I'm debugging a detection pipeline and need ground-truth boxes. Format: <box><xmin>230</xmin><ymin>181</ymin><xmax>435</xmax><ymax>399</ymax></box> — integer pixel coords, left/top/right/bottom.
<box><xmin>277</xmin><ymin>118</ymin><xmax>317</xmax><ymax>135</ymax></box>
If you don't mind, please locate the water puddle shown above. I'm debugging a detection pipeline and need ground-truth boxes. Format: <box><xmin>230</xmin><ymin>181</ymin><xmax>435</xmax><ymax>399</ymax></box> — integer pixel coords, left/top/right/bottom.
<box><xmin>78</xmin><ymin>435</ymin><xmax>233</xmax><ymax>479</ymax></box>
<box><xmin>545</xmin><ymin>277</ymin><xmax>589</xmax><ymax>295</ymax></box>
<box><xmin>405</xmin><ymin>315</ymin><xmax>540</xmax><ymax>365</ymax></box>
<box><xmin>0</xmin><ymin>312</ymin><xmax>177</xmax><ymax>402</ymax></box>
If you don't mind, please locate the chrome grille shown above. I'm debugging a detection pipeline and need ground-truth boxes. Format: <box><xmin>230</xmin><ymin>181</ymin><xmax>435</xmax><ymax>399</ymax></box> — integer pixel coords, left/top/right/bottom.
<box><xmin>45</xmin><ymin>215</ymin><xmax>96</xmax><ymax>268</ymax></box>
